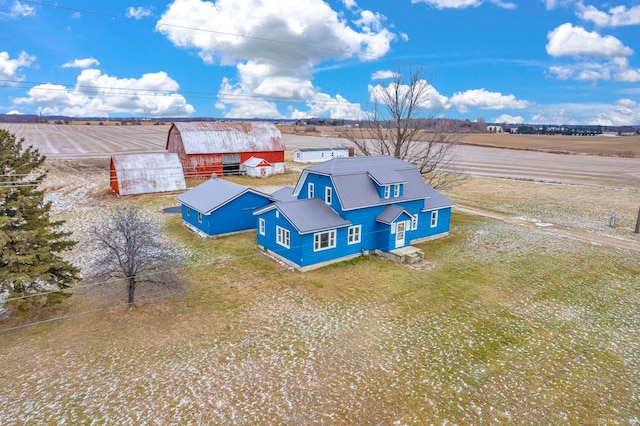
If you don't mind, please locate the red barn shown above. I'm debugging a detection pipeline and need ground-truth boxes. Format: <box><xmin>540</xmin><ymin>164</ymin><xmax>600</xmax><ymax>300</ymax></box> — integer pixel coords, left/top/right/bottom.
<box><xmin>166</xmin><ymin>121</ymin><xmax>286</xmax><ymax>178</ymax></box>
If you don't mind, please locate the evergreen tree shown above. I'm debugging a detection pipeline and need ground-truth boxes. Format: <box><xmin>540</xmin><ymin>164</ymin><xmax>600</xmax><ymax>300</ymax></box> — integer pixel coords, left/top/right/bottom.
<box><xmin>0</xmin><ymin>129</ymin><xmax>80</xmax><ymax>302</ymax></box>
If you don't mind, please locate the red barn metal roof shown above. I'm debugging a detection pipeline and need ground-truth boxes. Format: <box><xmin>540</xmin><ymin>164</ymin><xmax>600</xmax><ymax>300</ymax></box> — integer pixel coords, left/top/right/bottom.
<box><xmin>169</xmin><ymin>121</ymin><xmax>285</xmax><ymax>154</ymax></box>
<box><xmin>111</xmin><ymin>153</ymin><xmax>186</xmax><ymax>196</ymax></box>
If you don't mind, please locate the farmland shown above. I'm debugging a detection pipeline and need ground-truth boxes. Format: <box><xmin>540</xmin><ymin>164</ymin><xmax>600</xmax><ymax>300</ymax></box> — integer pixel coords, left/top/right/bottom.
<box><xmin>1</xmin><ymin>124</ymin><xmax>640</xmax><ymax>424</ymax></box>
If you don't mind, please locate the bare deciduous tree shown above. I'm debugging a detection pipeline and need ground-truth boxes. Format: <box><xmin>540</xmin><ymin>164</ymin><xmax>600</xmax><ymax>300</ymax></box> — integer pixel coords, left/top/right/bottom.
<box><xmin>91</xmin><ymin>206</ymin><xmax>183</xmax><ymax>307</ymax></box>
<box><xmin>341</xmin><ymin>65</ymin><xmax>464</xmax><ymax>189</ymax></box>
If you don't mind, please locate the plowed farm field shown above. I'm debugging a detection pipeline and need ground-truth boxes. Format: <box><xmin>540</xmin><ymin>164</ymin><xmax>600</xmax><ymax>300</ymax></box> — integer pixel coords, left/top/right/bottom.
<box><xmin>3</xmin><ymin>123</ymin><xmax>639</xmax><ymax>159</ymax></box>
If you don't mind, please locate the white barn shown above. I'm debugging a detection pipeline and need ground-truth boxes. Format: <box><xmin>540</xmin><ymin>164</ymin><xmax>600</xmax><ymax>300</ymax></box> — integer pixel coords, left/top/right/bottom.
<box><xmin>293</xmin><ymin>147</ymin><xmax>351</xmax><ymax>163</ymax></box>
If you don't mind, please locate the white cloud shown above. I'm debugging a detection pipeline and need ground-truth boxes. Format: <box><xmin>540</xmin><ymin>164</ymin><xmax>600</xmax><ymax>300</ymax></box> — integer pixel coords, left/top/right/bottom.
<box><xmin>576</xmin><ymin>3</ymin><xmax>640</xmax><ymax>28</ymax></box>
<box><xmin>410</xmin><ymin>0</ymin><xmax>516</xmax><ymax>9</ymax></box>
<box><xmin>14</xmin><ymin>69</ymin><xmax>195</xmax><ymax>117</ymax></box>
<box><xmin>1</xmin><ymin>1</ymin><xmax>35</xmax><ymax>18</ymax></box>
<box><xmin>530</xmin><ymin>99</ymin><xmax>640</xmax><ymax>126</ymax></box>
<box><xmin>6</xmin><ymin>110</ymin><xmax>22</xmax><ymax>115</ymax></box>
<box><xmin>546</xmin><ymin>23</ymin><xmax>633</xmax><ymax>58</ymax></box>
<box><xmin>289</xmin><ymin>93</ymin><xmax>365</xmax><ymax>120</ymax></box>
<box><xmin>450</xmin><ymin>88</ymin><xmax>529</xmax><ymax>112</ymax></box>
<box><xmin>157</xmin><ymin>0</ymin><xmax>398</xmax><ymax>118</ymax></box>
<box><xmin>126</xmin><ymin>6</ymin><xmax>152</xmax><ymax>20</ymax></box>
<box><xmin>0</xmin><ymin>51</ymin><xmax>35</xmax><ymax>83</ymax></box>
<box><xmin>371</xmin><ymin>70</ymin><xmax>397</xmax><ymax>80</ymax></box>
<box><xmin>547</xmin><ymin>57</ymin><xmax>640</xmax><ymax>82</ymax></box>
<box><xmin>542</xmin><ymin>0</ymin><xmax>573</xmax><ymax>10</ymax></box>
<box><xmin>494</xmin><ymin>114</ymin><xmax>524</xmax><ymax>124</ymax></box>
<box><xmin>369</xmin><ymin>80</ymin><xmax>451</xmax><ymax>111</ymax></box>
<box><xmin>62</xmin><ymin>58</ymin><xmax>100</xmax><ymax>69</ymax></box>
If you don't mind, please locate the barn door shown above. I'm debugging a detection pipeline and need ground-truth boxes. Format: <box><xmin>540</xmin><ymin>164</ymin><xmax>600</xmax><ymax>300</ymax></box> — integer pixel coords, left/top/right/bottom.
<box><xmin>222</xmin><ymin>154</ymin><xmax>240</xmax><ymax>176</ymax></box>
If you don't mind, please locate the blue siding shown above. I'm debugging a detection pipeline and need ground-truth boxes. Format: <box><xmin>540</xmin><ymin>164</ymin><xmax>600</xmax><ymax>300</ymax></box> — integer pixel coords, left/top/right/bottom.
<box><xmin>374</xmin><ymin>182</ymin><xmax>404</xmax><ymax>199</ymax></box>
<box><xmin>181</xmin><ymin>191</ymin><xmax>272</xmax><ymax>236</ymax></box>
<box><xmin>256</xmin><ymin>208</ymin><xmax>304</xmax><ymax>264</ymax></box>
<box><xmin>298</xmin><ymin>173</ymin><xmax>343</xmax><ymax>212</ymax></box>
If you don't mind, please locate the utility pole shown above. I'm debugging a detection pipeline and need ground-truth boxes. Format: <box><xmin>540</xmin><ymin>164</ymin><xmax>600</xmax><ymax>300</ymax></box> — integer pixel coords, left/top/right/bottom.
<box><xmin>635</xmin><ymin>206</ymin><xmax>640</xmax><ymax>234</ymax></box>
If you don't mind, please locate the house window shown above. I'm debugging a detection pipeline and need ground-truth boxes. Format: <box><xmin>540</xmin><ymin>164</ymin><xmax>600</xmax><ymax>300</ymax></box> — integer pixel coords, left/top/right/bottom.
<box><xmin>384</xmin><ymin>185</ymin><xmax>390</xmax><ymax>198</ymax></box>
<box><xmin>259</xmin><ymin>218</ymin><xmax>265</xmax><ymax>236</ymax></box>
<box><xmin>186</xmin><ymin>206</ymin><xmax>191</xmax><ymax>216</ymax></box>
<box><xmin>314</xmin><ymin>230</ymin><xmax>336</xmax><ymax>251</ymax></box>
<box><xmin>430</xmin><ymin>211</ymin><xmax>438</xmax><ymax>228</ymax></box>
<box><xmin>325</xmin><ymin>187</ymin><xmax>332</xmax><ymax>205</ymax></box>
<box><xmin>348</xmin><ymin>225</ymin><xmax>361</xmax><ymax>244</ymax></box>
<box><xmin>411</xmin><ymin>215</ymin><xmax>418</xmax><ymax>230</ymax></box>
<box><xmin>197</xmin><ymin>212</ymin><xmax>203</xmax><ymax>223</ymax></box>
<box><xmin>276</xmin><ymin>226</ymin><xmax>290</xmax><ymax>248</ymax></box>
<box><xmin>394</xmin><ymin>184</ymin><xmax>400</xmax><ymax>197</ymax></box>
<box><xmin>308</xmin><ymin>182</ymin><xmax>315</xmax><ymax>198</ymax></box>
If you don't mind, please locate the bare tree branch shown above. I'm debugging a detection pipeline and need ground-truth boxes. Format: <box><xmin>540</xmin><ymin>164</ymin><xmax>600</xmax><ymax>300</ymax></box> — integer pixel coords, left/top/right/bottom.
<box><xmin>90</xmin><ymin>206</ymin><xmax>183</xmax><ymax>307</ymax></box>
<box><xmin>341</xmin><ymin>65</ymin><xmax>466</xmax><ymax>189</ymax></box>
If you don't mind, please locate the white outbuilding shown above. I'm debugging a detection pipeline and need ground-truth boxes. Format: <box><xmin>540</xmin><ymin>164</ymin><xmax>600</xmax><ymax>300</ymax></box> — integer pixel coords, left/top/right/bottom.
<box><xmin>242</xmin><ymin>156</ymin><xmax>273</xmax><ymax>178</ymax></box>
<box><xmin>293</xmin><ymin>147</ymin><xmax>352</xmax><ymax>163</ymax></box>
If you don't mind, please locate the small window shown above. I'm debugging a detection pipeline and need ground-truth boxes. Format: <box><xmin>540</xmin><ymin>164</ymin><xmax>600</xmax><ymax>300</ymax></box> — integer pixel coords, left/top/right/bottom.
<box><xmin>259</xmin><ymin>218</ymin><xmax>265</xmax><ymax>236</ymax></box>
<box><xmin>348</xmin><ymin>225</ymin><xmax>361</xmax><ymax>245</ymax></box>
<box><xmin>186</xmin><ymin>206</ymin><xmax>191</xmax><ymax>216</ymax></box>
<box><xmin>393</xmin><ymin>184</ymin><xmax>400</xmax><ymax>197</ymax></box>
<box><xmin>197</xmin><ymin>212</ymin><xmax>203</xmax><ymax>223</ymax></box>
<box><xmin>384</xmin><ymin>185</ymin><xmax>390</xmax><ymax>199</ymax></box>
<box><xmin>276</xmin><ymin>226</ymin><xmax>290</xmax><ymax>248</ymax></box>
<box><xmin>308</xmin><ymin>182</ymin><xmax>315</xmax><ymax>199</ymax></box>
<box><xmin>411</xmin><ymin>215</ymin><xmax>418</xmax><ymax>230</ymax></box>
<box><xmin>430</xmin><ymin>211</ymin><xmax>438</xmax><ymax>228</ymax></box>
<box><xmin>314</xmin><ymin>230</ymin><xmax>336</xmax><ymax>251</ymax></box>
<box><xmin>325</xmin><ymin>187</ymin><xmax>332</xmax><ymax>205</ymax></box>
<box><xmin>276</xmin><ymin>211</ymin><xmax>279</xmax><ymax>218</ymax></box>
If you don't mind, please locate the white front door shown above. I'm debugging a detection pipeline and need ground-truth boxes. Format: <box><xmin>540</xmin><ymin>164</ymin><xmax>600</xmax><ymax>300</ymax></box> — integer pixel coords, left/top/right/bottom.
<box><xmin>395</xmin><ymin>221</ymin><xmax>405</xmax><ymax>248</ymax></box>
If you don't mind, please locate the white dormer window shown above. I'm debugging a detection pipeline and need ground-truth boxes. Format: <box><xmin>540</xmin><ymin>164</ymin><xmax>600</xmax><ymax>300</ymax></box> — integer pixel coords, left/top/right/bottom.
<box><xmin>393</xmin><ymin>184</ymin><xmax>400</xmax><ymax>197</ymax></box>
<box><xmin>384</xmin><ymin>185</ymin><xmax>390</xmax><ymax>199</ymax></box>
<box><xmin>325</xmin><ymin>187</ymin><xmax>332</xmax><ymax>205</ymax></box>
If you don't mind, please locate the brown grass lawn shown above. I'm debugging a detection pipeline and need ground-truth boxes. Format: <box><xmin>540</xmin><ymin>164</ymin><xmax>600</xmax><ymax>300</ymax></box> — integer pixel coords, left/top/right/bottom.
<box><xmin>2</xmin><ymin>164</ymin><xmax>640</xmax><ymax>424</ymax></box>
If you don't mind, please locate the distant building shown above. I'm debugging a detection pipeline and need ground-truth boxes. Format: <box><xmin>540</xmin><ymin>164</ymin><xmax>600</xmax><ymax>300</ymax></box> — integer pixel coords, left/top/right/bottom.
<box><xmin>293</xmin><ymin>147</ymin><xmax>352</xmax><ymax>163</ymax></box>
<box><xmin>487</xmin><ymin>125</ymin><xmax>504</xmax><ymax>133</ymax></box>
<box><xmin>166</xmin><ymin>121</ymin><xmax>285</xmax><ymax>178</ymax></box>
<box><xmin>110</xmin><ymin>153</ymin><xmax>186</xmax><ymax>196</ymax></box>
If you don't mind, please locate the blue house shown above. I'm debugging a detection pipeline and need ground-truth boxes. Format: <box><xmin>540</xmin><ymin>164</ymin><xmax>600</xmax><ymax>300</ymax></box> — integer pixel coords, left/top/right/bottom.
<box><xmin>254</xmin><ymin>155</ymin><xmax>454</xmax><ymax>270</ymax></box>
<box><xmin>176</xmin><ymin>177</ymin><xmax>273</xmax><ymax>237</ymax></box>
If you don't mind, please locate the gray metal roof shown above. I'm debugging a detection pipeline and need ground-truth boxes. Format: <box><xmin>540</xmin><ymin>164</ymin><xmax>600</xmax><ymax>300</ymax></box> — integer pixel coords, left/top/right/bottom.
<box><xmin>294</xmin><ymin>147</ymin><xmax>349</xmax><ymax>153</ymax></box>
<box><xmin>111</xmin><ymin>153</ymin><xmax>186</xmax><ymax>196</ymax></box>
<box><xmin>367</xmin><ymin>166</ymin><xmax>407</xmax><ymax>186</ymax></box>
<box><xmin>376</xmin><ymin>205</ymin><xmax>412</xmax><ymax>224</ymax></box>
<box><xmin>297</xmin><ymin>156</ymin><xmax>442</xmax><ymax>210</ymax></box>
<box><xmin>176</xmin><ymin>177</ymin><xmax>271</xmax><ymax>214</ymax></box>
<box><xmin>423</xmin><ymin>187</ymin><xmax>456</xmax><ymax>211</ymax></box>
<box><xmin>259</xmin><ymin>198</ymin><xmax>351</xmax><ymax>234</ymax></box>
<box><xmin>243</xmin><ymin>156</ymin><xmax>270</xmax><ymax>168</ymax></box>
<box><xmin>170</xmin><ymin>121</ymin><xmax>285</xmax><ymax>154</ymax></box>
<box><xmin>270</xmin><ymin>186</ymin><xmax>297</xmax><ymax>203</ymax></box>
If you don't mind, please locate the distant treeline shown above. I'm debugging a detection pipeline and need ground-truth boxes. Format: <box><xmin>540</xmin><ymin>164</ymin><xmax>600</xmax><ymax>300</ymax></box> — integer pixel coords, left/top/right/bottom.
<box><xmin>1</xmin><ymin>114</ymin><xmax>638</xmax><ymax>134</ymax></box>
<box><xmin>513</xmin><ymin>125</ymin><xmax>639</xmax><ymax>136</ymax></box>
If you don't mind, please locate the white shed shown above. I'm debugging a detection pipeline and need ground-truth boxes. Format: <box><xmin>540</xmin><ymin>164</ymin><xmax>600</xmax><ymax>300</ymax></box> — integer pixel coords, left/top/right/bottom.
<box><xmin>243</xmin><ymin>156</ymin><xmax>273</xmax><ymax>178</ymax></box>
<box><xmin>293</xmin><ymin>147</ymin><xmax>351</xmax><ymax>163</ymax></box>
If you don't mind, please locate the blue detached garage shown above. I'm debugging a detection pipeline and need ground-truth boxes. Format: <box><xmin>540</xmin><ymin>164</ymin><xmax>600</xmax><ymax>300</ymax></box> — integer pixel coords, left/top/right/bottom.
<box><xmin>176</xmin><ymin>177</ymin><xmax>273</xmax><ymax>237</ymax></box>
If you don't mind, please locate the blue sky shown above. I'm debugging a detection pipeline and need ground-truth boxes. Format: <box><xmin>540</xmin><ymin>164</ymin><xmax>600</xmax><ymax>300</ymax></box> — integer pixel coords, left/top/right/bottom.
<box><xmin>1</xmin><ymin>0</ymin><xmax>639</xmax><ymax>125</ymax></box>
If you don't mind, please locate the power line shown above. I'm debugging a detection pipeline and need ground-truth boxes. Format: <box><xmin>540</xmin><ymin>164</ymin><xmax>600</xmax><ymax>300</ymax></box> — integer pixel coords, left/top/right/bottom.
<box><xmin>19</xmin><ymin>0</ymin><xmax>375</xmax><ymax>59</ymax></box>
